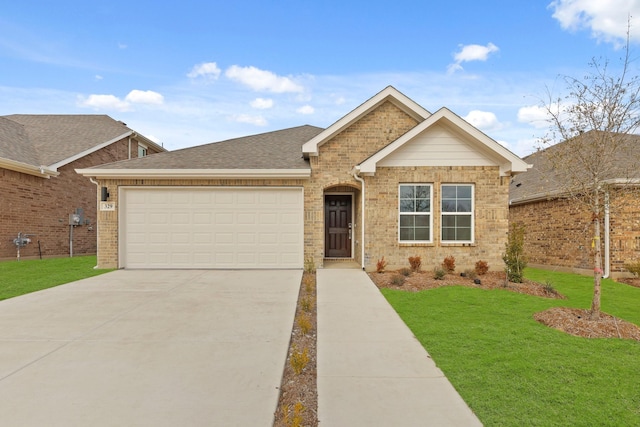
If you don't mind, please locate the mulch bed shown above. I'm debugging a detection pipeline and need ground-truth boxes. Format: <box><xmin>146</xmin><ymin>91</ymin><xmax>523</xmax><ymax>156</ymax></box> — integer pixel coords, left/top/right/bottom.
<box><xmin>368</xmin><ymin>270</ymin><xmax>565</xmax><ymax>299</ymax></box>
<box><xmin>274</xmin><ymin>272</ymin><xmax>318</xmax><ymax>427</ymax></box>
<box><xmin>534</xmin><ymin>307</ymin><xmax>640</xmax><ymax>341</ymax></box>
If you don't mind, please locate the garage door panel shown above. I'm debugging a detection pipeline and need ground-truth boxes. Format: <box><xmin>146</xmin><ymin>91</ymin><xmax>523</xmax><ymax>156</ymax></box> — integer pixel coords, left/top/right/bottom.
<box><xmin>122</xmin><ymin>188</ymin><xmax>303</xmax><ymax>269</ymax></box>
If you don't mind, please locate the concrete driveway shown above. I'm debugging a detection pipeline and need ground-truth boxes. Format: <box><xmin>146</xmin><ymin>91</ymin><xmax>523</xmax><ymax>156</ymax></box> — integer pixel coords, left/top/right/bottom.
<box><xmin>0</xmin><ymin>269</ymin><xmax>301</xmax><ymax>426</ymax></box>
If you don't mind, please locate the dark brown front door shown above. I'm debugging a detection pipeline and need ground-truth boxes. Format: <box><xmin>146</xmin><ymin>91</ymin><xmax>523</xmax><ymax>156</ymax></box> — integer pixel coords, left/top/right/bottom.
<box><xmin>325</xmin><ymin>195</ymin><xmax>352</xmax><ymax>258</ymax></box>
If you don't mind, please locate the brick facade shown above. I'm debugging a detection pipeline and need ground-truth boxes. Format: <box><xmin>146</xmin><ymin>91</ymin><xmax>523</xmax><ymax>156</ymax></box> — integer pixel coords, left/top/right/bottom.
<box><xmin>93</xmin><ymin>100</ymin><xmax>514</xmax><ymax>271</ymax></box>
<box><xmin>0</xmin><ymin>138</ymin><xmax>156</xmax><ymax>260</ymax></box>
<box><xmin>509</xmin><ymin>191</ymin><xmax>640</xmax><ymax>278</ymax></box>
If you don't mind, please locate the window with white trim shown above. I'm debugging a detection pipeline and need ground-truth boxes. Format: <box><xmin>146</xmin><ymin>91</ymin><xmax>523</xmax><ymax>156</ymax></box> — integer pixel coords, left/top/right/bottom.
<box><xmin>441</xmin><ymin>184</ymin><xmax>474</xmax><ymax>243</ymax></box>
<box><xmin>399</xmin><ymin>184</ymin><xmax>432</xmax><ymax>242</ymax></box>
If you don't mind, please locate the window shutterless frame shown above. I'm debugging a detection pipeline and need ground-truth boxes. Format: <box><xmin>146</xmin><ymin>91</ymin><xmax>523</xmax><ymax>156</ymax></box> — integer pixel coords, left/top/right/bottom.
<box><xmin>441</xmin><ymin>184</ymin><xmax>474</xmax><ymax>243</ymax></box>
<box><xmin>398</xmin><ymin>184</ymin><xmax>433</xmax><ymax>243</ymax></box>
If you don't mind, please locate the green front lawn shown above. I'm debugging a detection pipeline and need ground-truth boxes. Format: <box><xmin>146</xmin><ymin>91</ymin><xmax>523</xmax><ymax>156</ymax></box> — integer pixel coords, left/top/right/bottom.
<box><xmin>382</xmin><ymin>268</ymin><xmax>640</xmax><ymax>426</ymax></box>
<box><xmin>0</xmin><ymin>256</ymin><xmax>112</xmax><ymax>301</ymax></box>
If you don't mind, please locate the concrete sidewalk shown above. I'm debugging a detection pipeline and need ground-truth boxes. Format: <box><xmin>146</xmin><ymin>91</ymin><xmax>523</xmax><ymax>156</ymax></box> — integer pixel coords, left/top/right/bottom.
<box><xmin>317</xmin><ymin>269</ymin><xmax>482</xmax><ymax>426</ymax></box>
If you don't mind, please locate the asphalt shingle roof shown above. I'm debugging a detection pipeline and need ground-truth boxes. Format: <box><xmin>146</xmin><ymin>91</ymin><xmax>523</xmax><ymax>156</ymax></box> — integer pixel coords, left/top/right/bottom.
<box><xmin>0</xmin><ymin>115</ymin><xmax>134</xmax><ymax>167</ymax></box>
<box><xmin>510</xmin><ymin>130</ymin><xmax>640</xmax><ymax>203</ymax></box>
<box><xmin>92</xmin><ymin>125</ymin><xmax>324</xmax><ymax>170</ymax></box>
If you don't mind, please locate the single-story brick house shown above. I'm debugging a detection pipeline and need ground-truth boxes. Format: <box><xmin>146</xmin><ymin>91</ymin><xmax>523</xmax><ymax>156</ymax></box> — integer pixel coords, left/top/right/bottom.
<box><xmin>509</xmin><ymin>131</ymin><xmax>640</xmax><ymax>279</ymax></box>
<box><xmin>0</xmin><ymin>115</ymin><xmax>165</xmax><ymax>260</ymax></box>
<box><xmin>78</xmin><ymin>86</ymin><xmax>529</xmax><ymax>271</ymax></box>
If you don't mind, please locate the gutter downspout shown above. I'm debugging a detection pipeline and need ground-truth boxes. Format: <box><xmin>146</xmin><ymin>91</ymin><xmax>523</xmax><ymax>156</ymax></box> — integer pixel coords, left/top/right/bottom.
<box><xmin>604</xmin><ymin>192</ymin><xmax>610</xmax><ymax>279</ymax></box>
<box><xmin>352</xmin><ymin>168</ymin><xmax>366</xmax><ymax>270</ymax></box>
<box><xmin>89</xmin><ymin>178</ymin><xmax>100</xmax><ymax>270</ymax></box>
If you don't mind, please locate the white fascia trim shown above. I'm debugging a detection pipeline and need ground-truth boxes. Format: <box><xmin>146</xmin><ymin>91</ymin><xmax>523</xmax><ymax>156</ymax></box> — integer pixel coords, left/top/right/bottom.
<box><xmin>75</xmin><ymin>168</ymin><xmax>311</xmax><ymax>179</ymax></box>
<box><xmin>0</xmin><ymin>157</ymin><xmax>58</xmax><ymax>178</ymax></box>
<box><xmin>302</xmin><ymin>86</ymin><xmax>431</xmax><ymax>157</ymax></box>
<box><xmin>358</xmin><ymin>107</ymin><xmax>531</xmax><ymax>176</ymax></box>
<box><xmin>49</xmin><ymin>131</ymin><xmax>134</xmax><ymax>171</ymax></box>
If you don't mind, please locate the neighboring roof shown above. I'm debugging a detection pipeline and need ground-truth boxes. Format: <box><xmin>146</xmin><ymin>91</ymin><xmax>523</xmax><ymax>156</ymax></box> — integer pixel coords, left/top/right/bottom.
<box><xmin>0</xmin><ymin>114</ymin><xmax>165</xmax><ymax>178</ymax></box>
<box><xmin>510</xmin><ymin>130</ymin><xmax>640</xmax><ymax>205</ymax></box>
<box><xmin>77</xmin><ymin>125</ymin><xmax>324</xmax><ymax>179</ymax></box>
<box><xmin>357</xmin><ymin>107</ymin><xmax>531</xmax><ymax>177</ymax></box>
<box><xmin>302</xmin><ymin>86</ymin><xmax>431</xmax><ymax>157</ymax></box>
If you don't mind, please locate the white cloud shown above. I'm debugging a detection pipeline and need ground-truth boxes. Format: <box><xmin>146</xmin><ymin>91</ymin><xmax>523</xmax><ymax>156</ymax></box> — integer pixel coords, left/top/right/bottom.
<box><xmin>78</xmin><ymin>94</ymin><xmax>130</xmax><ymax>112</ymax></box>
<box><xmin>125</xmin><ymin>89</ymin><xmax>164</xmax><ymax>105</ymax></box>
<box><xmin>250</xmin><ymin>97</ymin><xmax>274</xmax><ymax>109</ymax></box>
<box><xmin>225</xmin><ymin>65</ymin><xmax>304</xmax><ymax>93</ymax></box>
<box><xmin>118</xmin><ymin>43</ymin><xmax>127</xmax><ymax>49</ymax></box>
<box><xmin>463</xmin><ymin>110</ymin><xmax>502</xmax><ymax>131</ymax></box>
<box><xmin>448</xmin><ymin>43</ymin><xmax>499</xmax><ymax>73</ymax></box>
<box><xmin>549</xmin><ymin>0</ymin><xmax>640</xmax><ymax>45</ymax></box>
<box><xmin>187</xmin><ymin>62</ymin><xmax>221</xmax><ymax>80</ymax></box>
<box><xmin>517</xmin><ymin>104</ymin><xmax>552</xmax><ymax>128</ymax></box>
<box><xmin>78</xmin><ymin>89</ymin><xmax>163</xmax><ymax>112</ymax></box>
<box><xmin>296</xmin><ymin>105</ymin><xmax>315</xmax><ymax>115</ymax></box>
<box><xmin>232</xmin><ymin>114</ymin><xmax>268</xmax><ymax>126</ymax></box>
<box><xmin>95</xmin><ymin>75</ymin><xmax>103</xmax><ymax>81</ymax></box>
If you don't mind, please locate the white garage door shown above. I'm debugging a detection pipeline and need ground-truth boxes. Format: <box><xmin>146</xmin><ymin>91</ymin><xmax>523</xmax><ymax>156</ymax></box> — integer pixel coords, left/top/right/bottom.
<box><xmin>120</xmin><ymin>187</ymin><xmax>304</xmax><ymax>269</ymax></box>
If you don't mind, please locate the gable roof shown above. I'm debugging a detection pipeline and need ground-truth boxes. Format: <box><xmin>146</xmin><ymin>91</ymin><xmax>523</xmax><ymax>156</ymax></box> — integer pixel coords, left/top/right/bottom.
<box><xmin>77</xmin><ymin>125</ymin><xmax>323</xmax><ymax>179</ymax></box>
<box><xmin>510</xmin><ymin>130</ymin><xmax>640</xmax><ymax>205</ymax></box>
<box><xmin>357</xmin><ymin>107</ymin><xmax>531</xmax><ymax>176</ymax></box>
<box><xmin>0</xmin><ymin>115</ymin><xmax>164</xmax><ymax>178</ymax></box>
<box><xmin>302</xmin><ymin>86</ymin><xmax>430</xmax><ymax>157</ymax></box>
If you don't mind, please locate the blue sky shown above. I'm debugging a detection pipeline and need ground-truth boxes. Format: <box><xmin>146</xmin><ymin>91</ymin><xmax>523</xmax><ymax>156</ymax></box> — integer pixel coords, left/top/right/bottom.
<box><xmin>1</xmin><ymin>0</ymin><xmax>639</xmax><ymax>156</ymax></box>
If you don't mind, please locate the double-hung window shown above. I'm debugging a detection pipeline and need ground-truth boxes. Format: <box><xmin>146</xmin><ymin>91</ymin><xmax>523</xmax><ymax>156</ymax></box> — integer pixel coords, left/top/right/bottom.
<box><xmin>399</xmin><ymin>184</ymin><xmax>432</xmax><ymax>243</ymax></box>
<box><xmin>441</xmin><ymin>184</ymin><xmax>474</xmax><ymax>243</ymax></box>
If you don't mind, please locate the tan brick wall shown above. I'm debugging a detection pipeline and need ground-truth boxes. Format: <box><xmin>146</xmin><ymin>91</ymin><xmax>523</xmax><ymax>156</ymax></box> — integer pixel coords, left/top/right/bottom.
<box><xmin>365</xmin><ymin>166</ymin><xmax>509</xmax><ymax>272</ymax></box>
<box><xmin>95</xmin><ymin>99</ymin><xmax>512</xmax><ymax>272</ymax></box>
<box><xmin>306</xmin><ymin>100</ymin><xmax>420</xmax><ymax>268</ymax></box>
<box><xmin>509</xmin><ymin>191</ymin><xmax>640</xmax><ymax>277</ymax></box>
<box><xmin>0</xmin><ymin>137</ymin><xmax>137</xmax><ymax>260</ymax></box>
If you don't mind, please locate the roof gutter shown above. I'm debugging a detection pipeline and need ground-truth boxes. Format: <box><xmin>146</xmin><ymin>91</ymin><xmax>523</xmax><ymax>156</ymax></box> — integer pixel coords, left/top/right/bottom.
<box><xmin>0</xmin><ymin>157</ymin><xmax>59</xmax><ymax>178</ymax></box>
<box><xmin>75</xmin><ymin>168</ymin><xmax>311</xmax><ymax>180</ymax></box>
<box><xmin>352</xmin><ymin>167</ymin><xmax>366</xmax><ymax>270</ymax></box>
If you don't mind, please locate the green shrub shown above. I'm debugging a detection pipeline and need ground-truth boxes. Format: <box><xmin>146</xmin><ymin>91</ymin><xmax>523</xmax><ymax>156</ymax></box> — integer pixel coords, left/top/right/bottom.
<box><xmin>433</xmin><ymin>267</ymin><xmax>446</xmax><ymax>280</ymax></box>
<box><xmin>503</xmin><ymin>222</ymin><xmax>527</xmax><ymax>283</ymax></box>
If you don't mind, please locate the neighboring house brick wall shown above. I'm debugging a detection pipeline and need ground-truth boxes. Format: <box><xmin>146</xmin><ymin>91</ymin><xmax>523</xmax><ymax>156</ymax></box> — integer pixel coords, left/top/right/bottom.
<box><xmin>509</xmin><ymin>192</ymin><xmax>640</xmax><ymax>278</ymax></box>
<box><xmin>0</xmin><ymin>137</ymin><xmax>136</xmax><ymax>260</ymax></box>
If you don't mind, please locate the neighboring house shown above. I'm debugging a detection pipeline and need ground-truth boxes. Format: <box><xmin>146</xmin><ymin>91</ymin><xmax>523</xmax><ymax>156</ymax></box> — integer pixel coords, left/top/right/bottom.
<box><xmin>0</xmin><ymin>115</ymin><xmax>165</xmax><ymax>260</ymax></box>
<box><xmin>78</xmin><ymin>86</ymin><xmax>529</xmax><ymax>271</ymax></box>
<box><xmin>509</xmin><ymin>131</ymin><xmax>640</xmax><ymax>279</ymax></box>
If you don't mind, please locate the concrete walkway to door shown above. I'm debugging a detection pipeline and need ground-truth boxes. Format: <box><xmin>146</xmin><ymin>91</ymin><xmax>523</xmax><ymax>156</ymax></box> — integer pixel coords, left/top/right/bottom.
<box><xmin>0</xmin><ymin>269</ymin><xmax>301</xmax><ymax>427</ymax></box>
<box><xmin>317</xmin><ymin>268</ymin><xmax>483</xmax><ymax>426</ymax></box>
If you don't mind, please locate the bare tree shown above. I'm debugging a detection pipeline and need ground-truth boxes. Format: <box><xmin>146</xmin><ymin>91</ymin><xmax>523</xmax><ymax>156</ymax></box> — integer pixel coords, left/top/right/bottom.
<box><xmin>538</xmin><ymin>30</ymin><xmax>640</xmax><ymax>320</ymax></box>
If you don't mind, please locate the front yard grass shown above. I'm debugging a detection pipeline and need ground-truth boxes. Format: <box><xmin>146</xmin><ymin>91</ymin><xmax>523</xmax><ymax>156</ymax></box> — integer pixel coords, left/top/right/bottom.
<box><xmin>0</xmin><ymin>256</ymin><xmax>112</xmax><ymax>301</ymax></box>
<box><xmin>382</xmin><ymin>268</ymin><xmax>640</xmax><ymax>426</ymax></box>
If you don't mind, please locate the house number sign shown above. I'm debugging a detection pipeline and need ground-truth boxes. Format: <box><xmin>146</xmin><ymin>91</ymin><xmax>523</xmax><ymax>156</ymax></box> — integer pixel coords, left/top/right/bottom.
<box><xmin>100</xmin><ymin>202</ymin><xmax>116</xmax><ymax>211</ymax></box>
